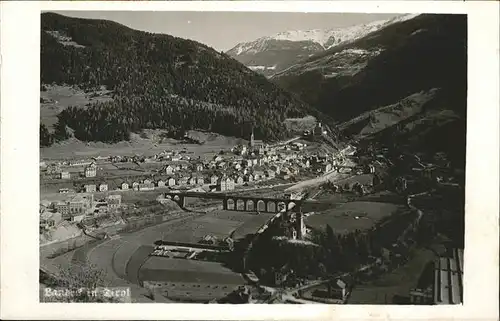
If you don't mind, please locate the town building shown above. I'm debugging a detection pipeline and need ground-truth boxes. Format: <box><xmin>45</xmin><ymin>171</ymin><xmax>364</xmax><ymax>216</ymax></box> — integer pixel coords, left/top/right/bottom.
<box><xmin>178</xmin><ymin>176</ymin><xmax>189</xmax><ymax>186</ymax></box>
<box><xmin>60</xmin><ymin>171</ymin><xmax>70</xmax><ymax>179</ymax></box>
<box><xmin>121</xmin><ymin>182</ymin><xmax>129</xmax><ymax>191</ymax></box>
<box><xmin>132</xmin><ymin>182</ymin><xmax>140</xmax><ymax>191</ymax></box>
<box><xmin>164</xmin><ymin>165</ymin><xmax>174</xmax><ymax>175</ymax></box>
<box><xmin>226</xmin><ymin>178</ymin><xmax>235</xmax><ymax>191</ymax></box>
<box><xmin>253</xmin><ymin>171</ymin><xmax>263</xmax><ymax>181</ymax></box>
<box><xmin>70</xmin><ymin>159</ymin><xmax>92</xmax><ymax>167</ymax></box>
<box><xmin>99</xmin><ymin>183</ymin><xmax>108</xmax><ymax>192</ymax></box>
<box><xmin>139</xmin><ymin>183</ymin><xmax>155</xmax><ymax>191</ymax></box>
<box><xmin>167</xmin><ymin>177</ymin><xmax>176</xmax><ymax>186</ymax></box>
<box><xmin>55</xmin><ymin>201</ymin><xmax>69</xmax><ymax>216</ymax></box>
<box><xmin>84</xmin><ymin>163</ymin><xmax>97</xmax><ymax>178</ymax></box>
<box><xmin>217</xmin><ymin>177</ymin><xmax>227</xmax><ymax>192</ymax></box>
<box><xmin>106</xmin><ymin>194</ymin><xmax>122</xmax><ymax>209</ymax></box>
<box><xmin>69</xmin><ymin>195</ymin><xmax>87</xmax><ymax>215</ymax></box>
<box><xmin>157</xmin><ymin>180</ymin><xmax>166</xmax><ymax>188</ymax></box>
<box><xmin>432</xmin><ymin>248</ymin><xmax>464</xmax><ymax>305</ymax></box>
<box><xmin>84</xmin><ymin>184</ymin><xmax>97</xmax><ymax>193</ymax></box>
<box><xmin>40</xmin><ymin>211</ymin><xmax>62</xmax><ymax>229</ymax></box>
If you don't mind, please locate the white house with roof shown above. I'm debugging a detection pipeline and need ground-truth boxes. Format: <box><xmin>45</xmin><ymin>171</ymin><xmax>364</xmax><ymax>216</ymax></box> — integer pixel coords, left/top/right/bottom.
<box><xmin>84</xmin><ymin>184</ymin><xmax>97</xmax><ymax>193</ymax></box>
<box><xmin>226</xmin><ymin>177</ymin><xmax>235</xmax><ymax>190</ymax></box>
<box><xmin>99</xmin><ymin>183</ymin><xmax>108</xmax><ymax>192</ymax></box>
<box><xmin>164</xmin><ymin>165</ymin><xmax>174</xmax><ymax>175</ymax></box>
<box><xmin>139</xmin><ymin>183</ymin><xmax>155</xmax><ymax>191</ymax></box>
<box><xmin>217</xmin><ymin>177</ymin><xmax>228</xmax><ymax>191</ymax></box>
<box><xmin>84</xmin><ymin>163</ymin><xmax>97</xmax><ymax>178</ymax></box>
<box><xmin>167</xmin><ymin>177</ymin><xmax>176</xmax><ymax>186</ymax></box>
<box><xmin>121</xmin><ymin>182</ymin><xmax>129</xmax><ymax>191</ymax></box>
<box><xmin>157</xmin><ymin>180</ymin><xmax>166</xmax><ymax>188</ymax></box>
<box><xmin>60</xmin><ymin>171</ymin><xmax>71</xmax><ymax>179</ymax></box>
<box><xmin>253</xmin><ymin>171</ymin><xmax>264</xmax><ymax>181</ymax></box>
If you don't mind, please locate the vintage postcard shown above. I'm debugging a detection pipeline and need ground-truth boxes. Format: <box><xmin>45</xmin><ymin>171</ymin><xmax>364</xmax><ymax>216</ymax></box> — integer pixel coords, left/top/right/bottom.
<box><xmin>0</xmin><ymin>1</ymin><xmax>498</xmax><ymax>320</ymax></box>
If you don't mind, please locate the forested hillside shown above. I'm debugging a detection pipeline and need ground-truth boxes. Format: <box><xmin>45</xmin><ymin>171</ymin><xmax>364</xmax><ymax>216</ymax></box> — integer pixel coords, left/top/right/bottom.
<box><xmin>41</xmin><ymin>12</ymin><xmax>322</xmax><ymax>145</ymax></box>
<box><xmin>274</xmin><ymin>14</ymin><xmax>467</xmax><ymax>167</ymax></box>
<box><xmin>274</xmin><ymin>14</ymin><xmax>467</xmax><ymax>122</ymax></box>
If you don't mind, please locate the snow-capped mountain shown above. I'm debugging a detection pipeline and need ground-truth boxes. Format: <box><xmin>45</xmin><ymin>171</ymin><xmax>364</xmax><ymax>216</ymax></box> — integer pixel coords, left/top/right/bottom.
<box><xmin>227</xmin><ymin>14</ymin><xmax>419</xmax><ymax>77</ymax></box>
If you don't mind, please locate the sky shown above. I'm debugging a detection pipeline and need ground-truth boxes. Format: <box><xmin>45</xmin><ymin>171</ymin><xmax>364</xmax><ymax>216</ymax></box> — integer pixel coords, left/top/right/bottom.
<box><xmin>53</xmin><ymin>11</ymin><xmax>400</xmax><ymax>51</ymax></box>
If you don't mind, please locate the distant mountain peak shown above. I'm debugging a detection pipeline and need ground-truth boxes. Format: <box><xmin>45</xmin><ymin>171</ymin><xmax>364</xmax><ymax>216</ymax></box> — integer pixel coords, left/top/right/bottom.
<box><xmin>226</xmin><ymin>14</ymin><xmax>420</xmax><ymax>77</ymax></box>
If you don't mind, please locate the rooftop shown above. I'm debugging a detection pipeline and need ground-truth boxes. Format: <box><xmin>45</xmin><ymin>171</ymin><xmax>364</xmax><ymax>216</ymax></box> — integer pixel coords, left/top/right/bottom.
<box><xmin>433</xmin><ymin>248</ymin><xmax>464</xmax><ymax>305</ymax></box>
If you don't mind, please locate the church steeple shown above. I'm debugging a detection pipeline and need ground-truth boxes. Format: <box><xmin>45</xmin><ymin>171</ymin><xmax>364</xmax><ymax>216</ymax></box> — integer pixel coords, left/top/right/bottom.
<box><xmin>250</xmin><ymin>127</ymin><xmax>255</xmax><ymax>147</ymax></box>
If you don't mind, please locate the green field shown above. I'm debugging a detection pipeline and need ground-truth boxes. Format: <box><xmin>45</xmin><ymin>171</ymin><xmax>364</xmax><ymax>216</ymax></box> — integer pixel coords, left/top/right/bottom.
<box><xmin>40</xmin><ymin>129</ymin><xmax>245</xmax><ymax>160</ymax></box>
<box><xmin>139</xmin><ymin>256</ymin><xmax>244</xmax><ymax>284</ymax></box>
<box><xmin>163</xmin><ymin>210</ymin><xmax>270</xmax><ymax>243</ymax></box>
<box><xmin>305</xmin><ymin>201</ymin><xmax>402</xmax><ymax>234</ymax></box>
<box><xmin>348</xmin><ymin>248</ymin><xmax>436</xmax><ymax>304</ymax></box>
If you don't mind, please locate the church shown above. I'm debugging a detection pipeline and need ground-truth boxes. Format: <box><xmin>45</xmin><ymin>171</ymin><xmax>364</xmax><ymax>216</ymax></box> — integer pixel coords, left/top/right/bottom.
<box><xmin>248</xmin><ymin>129</ymin><xmax>266</xmax><ymax>154</ymax></box>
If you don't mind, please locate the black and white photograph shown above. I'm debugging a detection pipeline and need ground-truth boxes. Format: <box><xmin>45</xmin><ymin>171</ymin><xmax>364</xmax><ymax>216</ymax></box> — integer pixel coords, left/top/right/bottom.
<box><xmin>0</xmin><ymin>1</ymin><xmax>498</xmax><ymax>319</ymax></box>
<box><xmin>37</xmin><ymin>10</ymin><xmax>469</xmax><ymax>305</ymax></box>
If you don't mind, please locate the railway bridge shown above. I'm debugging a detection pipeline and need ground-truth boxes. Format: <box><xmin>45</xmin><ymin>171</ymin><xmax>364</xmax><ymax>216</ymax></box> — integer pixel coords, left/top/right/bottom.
<box><xmin>162</xmin><ymin>191</ymin><xmax>304</xmax><ymax>213</ymax></box>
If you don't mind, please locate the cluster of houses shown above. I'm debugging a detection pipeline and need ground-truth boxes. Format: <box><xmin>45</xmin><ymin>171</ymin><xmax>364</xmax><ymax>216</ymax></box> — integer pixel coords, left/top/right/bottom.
<box><xmin>44</xmin><ymin>162</ymin><xmax>98</xmax><ymax>180</ymax></box>
<box><xmin>39</xmin><ymin>193</ymin><xmax>122</xmax><ymax>230</ymax></box>
<box><xmin>75</xmin><ymin>148</ymin><xmax>344</xmax><ymax>194</ymax></box>
<box><xmin>43</xmin><ymin>133</ymin><xmax>353</xmax><ymax>198</ymax></box>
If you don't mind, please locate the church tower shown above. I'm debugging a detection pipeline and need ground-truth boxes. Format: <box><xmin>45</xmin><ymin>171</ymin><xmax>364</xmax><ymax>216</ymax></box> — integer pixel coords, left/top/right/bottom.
<box><xmin>250</xmin><ymin>128</ymin><xmax>255</xmax><ymax>147</ymax></box>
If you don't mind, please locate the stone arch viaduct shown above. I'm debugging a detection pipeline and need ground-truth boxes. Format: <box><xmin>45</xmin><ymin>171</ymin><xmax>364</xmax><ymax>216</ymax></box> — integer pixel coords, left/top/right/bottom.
<box><xmin>162</xmin><ymin>191</ymin><xmax>303</xmax><ymax>213</ymax></box>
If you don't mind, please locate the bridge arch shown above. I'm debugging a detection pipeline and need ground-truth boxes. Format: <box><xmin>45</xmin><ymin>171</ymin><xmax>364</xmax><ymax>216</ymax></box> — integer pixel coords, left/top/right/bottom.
<box><xmin>246</xmin><ymin>200</ymin><xmax>255</xmax><ymax>211</ymax></box>
<box><xmin>226</xmin><ymin>198</ymin><xmax>235</xmax><ymax>210</ymax></box>
<box><xmin>236</xmin><ymin>199</ymin><xmax>245</xmax><ymax>211</ymax></box>
<box><xmin>266</xmin><ymin>201</ymin><xmax>276</xmax><ymax>213</ymax></box>
<box><xmin>288</xmin><ymin>201</ymin><xmax>297</xmax><ymax>210</ymax></box>
<box><xmin>256</xmin><ymin>200</ymin><xmax>266</xmax><ymax>212</ymax></box>
<box><xmin>173</xmin><ymin>195</ymin><xmax>181</xmax><ymax>202</ymax></box>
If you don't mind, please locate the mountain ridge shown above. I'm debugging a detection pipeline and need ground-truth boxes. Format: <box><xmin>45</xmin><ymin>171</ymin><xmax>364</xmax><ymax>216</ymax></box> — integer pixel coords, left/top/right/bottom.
<box><xmin>40</xmin><ymin>12</ymin><xmax>329</xmax><ymax>146</ymax></box>
<box><xmin>272</xmin><ymin>13</ymin><xmax>467</xmax><ymax>166</ymax></box>
<box><xmin>226</xmin><ymin>14</ymin><xmax>419</xmax><ymax>77</ymax></box>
